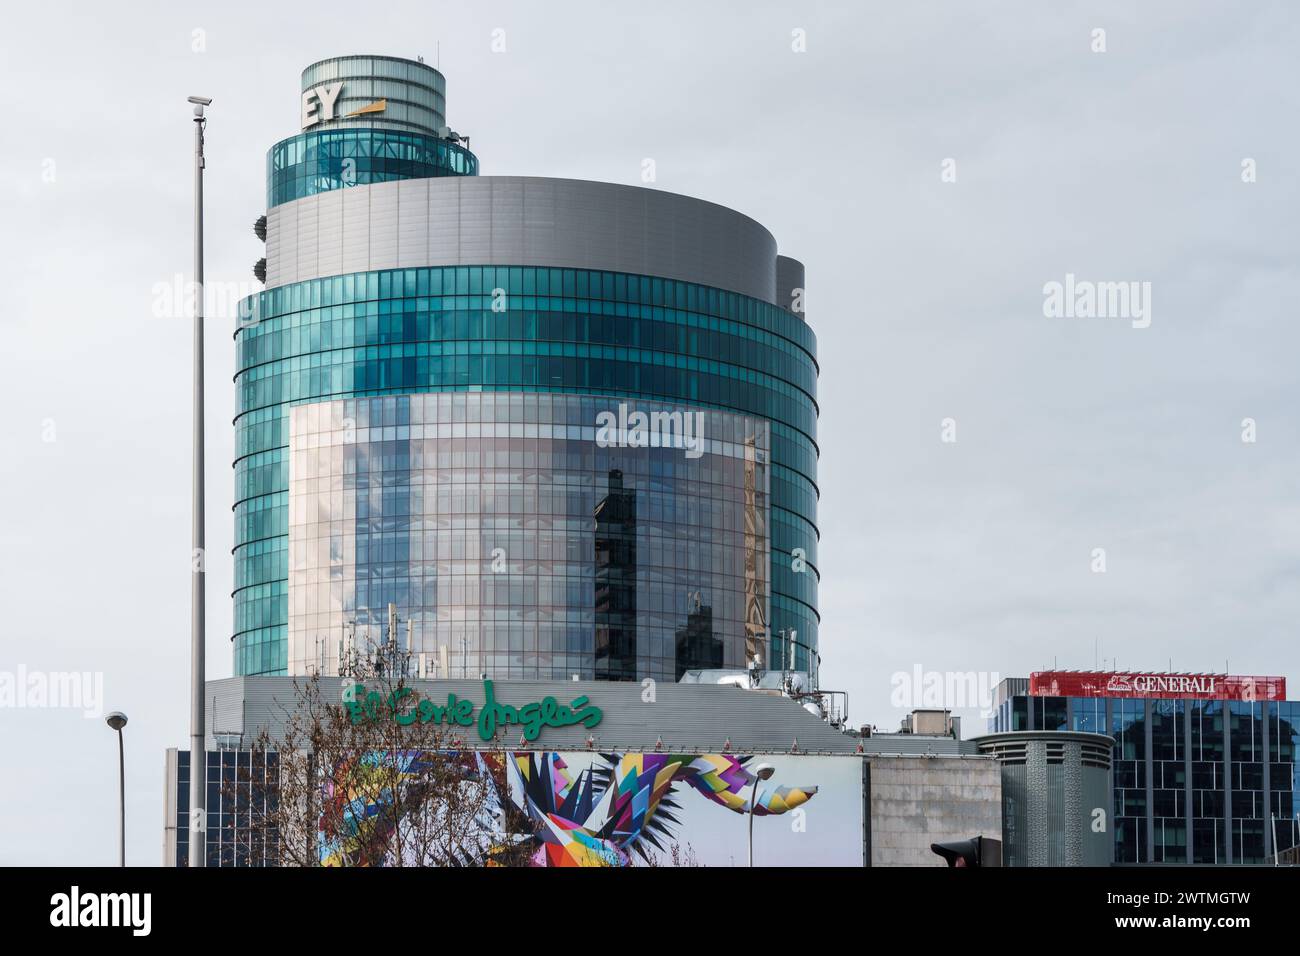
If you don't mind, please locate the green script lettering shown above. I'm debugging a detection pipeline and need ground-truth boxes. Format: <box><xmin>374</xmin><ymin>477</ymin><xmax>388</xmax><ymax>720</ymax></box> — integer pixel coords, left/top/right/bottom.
<box><xmin>345</xmin><ymin>680</ymin><xmax>602</xmax><ymax>741</ymax></box>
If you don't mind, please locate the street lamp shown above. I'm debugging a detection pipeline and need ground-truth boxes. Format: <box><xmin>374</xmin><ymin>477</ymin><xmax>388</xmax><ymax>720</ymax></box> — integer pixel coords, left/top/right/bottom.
<box><xmin>105</xmin><ymin>711</ymin><xmax>128</xmax><ymax>867</ymax></box>
<box><xmin>186</xmin><ymin>93</ymin><xmax>211</xmax><ymax>869</ymax></box>
<box><xmin>747</xmin><ymin>762</ymin><xmax>775</xmax><ymax>867</ymax></box>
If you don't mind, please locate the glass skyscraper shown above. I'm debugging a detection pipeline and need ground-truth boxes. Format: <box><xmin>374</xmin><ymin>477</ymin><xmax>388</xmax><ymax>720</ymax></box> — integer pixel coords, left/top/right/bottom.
<box><xmin>234</xmin><ymin>55</ymin><xmax>819</xmax><ymax>686</ymax></box>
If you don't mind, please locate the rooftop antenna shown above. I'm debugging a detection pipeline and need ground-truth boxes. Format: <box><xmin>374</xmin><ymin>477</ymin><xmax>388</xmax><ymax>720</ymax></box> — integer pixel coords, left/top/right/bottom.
<box><xmin>436</xmin><ymin>41</ymin><xmax>440</xmax><ymax>69</ymax></box>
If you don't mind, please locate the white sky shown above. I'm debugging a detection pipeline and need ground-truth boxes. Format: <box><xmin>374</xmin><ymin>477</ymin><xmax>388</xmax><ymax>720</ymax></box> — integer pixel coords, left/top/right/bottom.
<box><xmin>1</xmin><ymin>0</ymin><xmax>1297</xmax><ymax>865</ymax></box>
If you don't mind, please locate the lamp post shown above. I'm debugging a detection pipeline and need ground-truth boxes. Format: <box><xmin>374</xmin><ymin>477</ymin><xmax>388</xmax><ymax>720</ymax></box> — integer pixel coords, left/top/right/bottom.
<box><xmin>105</xmin><ymin>712</ymin><xmax>128</xmax><ymax>867</ymax></box>
<box><xmin>186</xmin><ymin>93</ymin><xmax>212</xmax><ymax>868</ymax></box>
<box><xmin>747</xmin><ymin>762</ymin><xmax>775</xmax><ymax>867</ymax></box>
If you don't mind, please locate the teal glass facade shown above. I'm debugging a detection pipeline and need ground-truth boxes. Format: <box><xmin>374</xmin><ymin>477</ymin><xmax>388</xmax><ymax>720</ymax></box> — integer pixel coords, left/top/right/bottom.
<box><xmin>234</xmin><ymin>266</ymin><xmax>820</xmax><ymax>680</ymax></box>
<box><xmin>267</xmin><ymin>128</ymin><xmax>477</xmax><ymax>208</ymax></box>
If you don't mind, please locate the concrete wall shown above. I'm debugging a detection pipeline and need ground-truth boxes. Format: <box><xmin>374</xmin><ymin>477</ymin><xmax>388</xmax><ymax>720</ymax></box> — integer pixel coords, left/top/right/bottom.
<box><xmin>868</xmin><ymin>755</ymin><xmax>1002</xmax><ymax>866</ymax></box>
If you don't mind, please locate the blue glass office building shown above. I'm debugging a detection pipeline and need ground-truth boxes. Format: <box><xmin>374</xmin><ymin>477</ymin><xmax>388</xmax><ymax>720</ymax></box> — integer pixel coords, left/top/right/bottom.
<box><xmin>234</xmin><ymin>56</ymin><xmax>819</xmax><ymax>686</ymax></box>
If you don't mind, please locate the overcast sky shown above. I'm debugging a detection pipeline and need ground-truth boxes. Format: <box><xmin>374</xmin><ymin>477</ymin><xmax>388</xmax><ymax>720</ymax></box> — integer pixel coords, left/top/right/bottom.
<box><xmin>1</xmin><ymin>1</ymin><xmax>1297</xmax><ymax>865</ymax></box>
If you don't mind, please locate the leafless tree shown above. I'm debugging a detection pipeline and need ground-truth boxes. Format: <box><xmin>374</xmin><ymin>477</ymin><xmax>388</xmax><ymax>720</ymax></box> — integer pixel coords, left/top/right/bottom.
<box><xmin>218</xmin><ymin>671</ymin><xmax>536</xmax><ymax>867</ymax></box>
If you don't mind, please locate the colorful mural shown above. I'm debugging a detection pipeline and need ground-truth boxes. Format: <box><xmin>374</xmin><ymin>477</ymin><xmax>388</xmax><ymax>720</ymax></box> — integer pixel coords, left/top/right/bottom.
<box><xmin>319</xmin><ymin>750</ymin><xmax>518</xmax><ymax>867</ymax></box>
<box><xmin>319</xmin><ymin>751</ymin><xmax>858</xmax><ymax>867</ymax></box>
<box><xmin>509</xmin><ymin>752</ymin><xmax>818</xmax><ymax>866</ymax></box>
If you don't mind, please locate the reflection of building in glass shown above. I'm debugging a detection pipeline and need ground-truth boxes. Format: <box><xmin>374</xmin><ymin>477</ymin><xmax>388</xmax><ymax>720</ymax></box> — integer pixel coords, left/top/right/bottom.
<box><xmin>742</xmin><ymin>435</ymin><xmax>766</xmax><ymax>667</ymax></box>
<box><xmin>285</xmin><ymin>394</ymin><xmax>769</xmax><ymax>681</ymax></box>
<box><xmin>594</xmin><ymin>469</ymin><xmax>637</xmax><ymax>681</ymax></box>
<box><xmin>674</xmin><ymin>597</ymin><xmax>721</xmax><ymax>679</ymax></box>
<box><xmin>992</xmin><ymin>672</ymin><xmax>1300</xmax><ymax>864</ymax></box>
<box><xmin>235</xmin><ymin>55</ymin><xmax>820</xmax><ymax>684</ymax></box>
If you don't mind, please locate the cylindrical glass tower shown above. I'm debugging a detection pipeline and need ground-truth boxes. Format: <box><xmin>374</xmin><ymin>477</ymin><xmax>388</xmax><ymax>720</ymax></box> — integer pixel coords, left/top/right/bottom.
<box><xmin>234</xmin><ymin>56</ymin><xmax>820</xmax><ymax>685</ymax></box>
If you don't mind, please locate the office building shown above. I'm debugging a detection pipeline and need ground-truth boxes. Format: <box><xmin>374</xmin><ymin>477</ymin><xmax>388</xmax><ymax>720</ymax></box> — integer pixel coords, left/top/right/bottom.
<box><xmin>234</xmin><ymin>55</ymin><xmax>820</xmax><ymax>687</ymax></box>
<box><xmin>991</xmin><ymin>670</ymin><xmax>1297</xmax><ymax>863</ymax></box>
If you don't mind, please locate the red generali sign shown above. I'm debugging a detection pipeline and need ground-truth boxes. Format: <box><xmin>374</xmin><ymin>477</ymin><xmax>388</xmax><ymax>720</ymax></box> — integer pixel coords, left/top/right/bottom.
<box><xmin>1029</xmin><ymin>671</ymin><xmax>1286</xmax><ymax>702</ymax></box>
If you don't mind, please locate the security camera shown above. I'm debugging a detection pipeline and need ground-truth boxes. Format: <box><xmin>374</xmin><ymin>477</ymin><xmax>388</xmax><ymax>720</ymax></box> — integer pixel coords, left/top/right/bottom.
<box><xmin>187</xmin><ymin>96</ymin><xmax>213</xmax><ymax>106</ymax></box>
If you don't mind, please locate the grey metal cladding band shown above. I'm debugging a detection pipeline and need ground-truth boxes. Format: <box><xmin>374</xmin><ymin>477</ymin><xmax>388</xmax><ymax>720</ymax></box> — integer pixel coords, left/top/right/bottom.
<box><xmin>265</xmin><ymin>176</ymin><xmax>782</xmax><ymax>304</ymax></box>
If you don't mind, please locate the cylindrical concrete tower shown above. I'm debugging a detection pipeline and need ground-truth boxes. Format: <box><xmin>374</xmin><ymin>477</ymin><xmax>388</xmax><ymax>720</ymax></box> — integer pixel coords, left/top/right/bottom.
<box><xmin>975</xmin><ymin>731</ymin><xmax>1115</xmax><ymax>866</ymax></box>
<box><xmin>234</xmin><ymin>56</ymin><xmax>820</xmax><ymax>686</ymax></box>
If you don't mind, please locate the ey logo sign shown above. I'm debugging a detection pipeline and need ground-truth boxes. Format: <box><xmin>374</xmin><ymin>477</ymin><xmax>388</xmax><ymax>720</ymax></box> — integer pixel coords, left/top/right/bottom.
<box><xmin>301</xmin><ymin>82</ymin><xmax>343</xmax><ymax>128</ymax></box>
